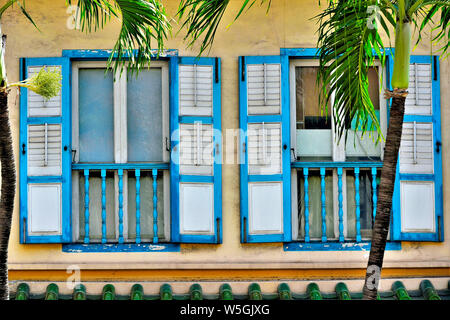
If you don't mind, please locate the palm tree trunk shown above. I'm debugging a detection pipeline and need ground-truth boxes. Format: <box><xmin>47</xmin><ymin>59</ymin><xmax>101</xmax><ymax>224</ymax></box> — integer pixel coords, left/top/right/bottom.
<box><xmin>362</xmin><ymin>94</ymin><xmax>406</xmax><ymax>300</ymax></box>
<box><xmin>0</xmin><ymin>89</ymin><xmax>15</xmax><ymax>300</ymax></box>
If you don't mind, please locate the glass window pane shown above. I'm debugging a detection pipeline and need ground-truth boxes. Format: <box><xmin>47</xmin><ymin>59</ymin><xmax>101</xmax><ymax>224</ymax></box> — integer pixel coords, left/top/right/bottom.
<box><xmin>295</xmin><ymin>66</ymin><xmax>332</xmax><ymax>159</ymax></box>
<box><xmin>79</xmin><ymin>68</ymin><xmax>114</xmax><ymax>163</ymax></box>
<box><xmin>296</xmin><ymin>67</ymin><xmax>331</xmax><ymax>130</ymax></box>
<box><xmin>345</xmin><ymin>67</ymin><xmax>382</xmax><ymax>160</ymax></box>
<box><xmin>127</xmin><ymin>68</ymin><xmax>163</xmax><ymax>162</ymax></box>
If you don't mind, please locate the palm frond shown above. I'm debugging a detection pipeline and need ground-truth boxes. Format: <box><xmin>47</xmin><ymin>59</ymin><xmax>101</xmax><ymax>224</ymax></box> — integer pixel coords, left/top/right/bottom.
<box><xmin>315</xmin><ymin>0</ymin><xmax>394</xmax><ymax>143</ymax></box>
<box><xmin>67</xmin><ymin>0</ymin><xmax>171</xmax><ymax>75</ymax></box>
<box><xmin>412</xmin><ymin>1</ymin><xmax>450</xmax><ymax>58</ymax></box>
<box><xmin>66</xmin><ymin>0</ymin><xmax>115</xmax><ymax>32</ymax></box>
<box><xmin>109</xmin><ymin>0</ymin><xmax>171</xmax><ymax>75</ymax></box>
<box><xmin>177</xmin><ymin>0</ymin><xmax>271</xmax><ymax>55</ymax></box>
<box><xmin>0</xmin><ymin>0</ymin><xmax>39</xmax><ymax>31</ymax></box>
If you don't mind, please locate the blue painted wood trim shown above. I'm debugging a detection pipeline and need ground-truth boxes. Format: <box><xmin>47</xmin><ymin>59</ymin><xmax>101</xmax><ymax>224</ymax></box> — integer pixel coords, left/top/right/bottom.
<box><xmin>152</xmin><ymin>169</ymin><xmax>158</xmax><ymax>244</ymax></box>
<box><xmin>20</xmin><ymin>57</ymin><xmax>72</xmax><ymax>244</ymax></box>
<box><xmin>280</xmin><ymin>48</ymin><xmax>320</xmax><ymax>57</ymax></box>
<box><xmin>26</xmin><ymin>117</ymin><xmax>63</xmax><ymax>124</ymax></box>
<box><xmin>27</xmin><ymin>176</ymin><xmax>65</xmax><ymax>183</ymax></box>
<box><xmin>239</xmin><ymin>56</ymin><xmax>248</xmax><ymax>243</ymax></box>
<box><xmin>169</xmin><ymin>56</ymin><xmax>180</xmax><ymax>243</ymax></box>
<box><xmin>118</xmin><ymin>169</ymin><xmax>124</xmax><ymax>243</ymax></box>
<box><xmin>135</xmin><ymin>169</ymin><xmax>141</xmax><ymax>244</ymax></box>
<box><xmin>320</xmin><ymin>167</ymin><xmax>326</xmax><ymax>242</ymax></box>
<box><xmin>101</xmin><ymin>169</ymin><xmax>107</xmax><ymax>244</ymax></box>
<box><xmin>355</xmin><ymin>168</ymin><xmax>362</xmax><ymax>242</ymax></box>
<box><xmin>392</xmin><ymin>55</ymin><xmax>443</xmax><ymax>242</ymax></box>
<box><xmin>247</xmin><ymin>115</ymin><xmax>282</xmax><ymax>123</ymax></box>
<box><xmin>72</xmin><ymin>163</ymin><xmax>169</xmax><ymax>170</ymax></box>
<box><xmin>179</xmin><ymin>175</ymin><xmax>214</xmax><ymax>183</ymax></box>
<box><xmin>284</xmin><ymin>241</ymin><xmax>402</xmax><ymax>251</ymax></box>
<box><xmin>248</xmin><ymin>174</ymin><xmax>283</xmax><ymax>182</ymax></box>
<box><xmin>303</xmin><ymin>168</ymin><xmax>310</xmax><ymax>243</ymax></box>
<box><xmin>62</xmin><ymin>49</ymin><xmax>178</xmax><ymax>59</ymax></box>
<box><xmin>371</xmin><ymin>168</ymin><xmax>378</xmax><ymax>226</ymax></box>
<box><xmin>178</xmin><ymin>116</ymin><xmax>213</xmax><ymax>124</ymax></box>
<box><xmin>292</xmin><ymin>161</ymin><xmax>383</xmax><ymax>168</ymax></box>
<box><xmin>84</xmin><ymin>170</ymin><xmax>90</xmax><ymax>244</ymax></box>
<box><xmin>62</xmin><ymin>243</ymin><xmax>180</xmax><ymax>253</ymax></box>
<box><xmin>280</xmin><ymin>47</ymin><xmax>393</xmax><ymax>59</ymax></box>
<box><xmin>337</xmin><ymin>168</ymin><xmax>344</xmax><ymax>242</ymax></box>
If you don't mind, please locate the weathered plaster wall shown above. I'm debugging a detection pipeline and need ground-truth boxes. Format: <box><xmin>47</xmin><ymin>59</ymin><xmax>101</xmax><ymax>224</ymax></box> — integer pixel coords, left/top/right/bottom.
<box><xmin>2</xmin><ymin>0</ymin><xmax>449</xmax><ymax>277</ymax></box>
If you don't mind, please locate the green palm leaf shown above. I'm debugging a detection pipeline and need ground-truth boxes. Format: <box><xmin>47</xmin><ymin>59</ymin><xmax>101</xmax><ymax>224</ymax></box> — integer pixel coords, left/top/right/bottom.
<box><xmin>66</xmin><ymin>0</ymin><xmax>171</xmax><ymax>75</ymax></box>
<box><xmin>315</xmin><ymin>0</ymin><xmax>394</xmax><ymax>143</ymax></box>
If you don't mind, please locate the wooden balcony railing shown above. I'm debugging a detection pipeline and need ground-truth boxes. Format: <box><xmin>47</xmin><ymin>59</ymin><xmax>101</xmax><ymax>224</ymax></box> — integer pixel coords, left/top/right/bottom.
<box><xmin>72</xmin><ymin>163</ymin><xmax>169</xmax><ymax>244</ymax></box>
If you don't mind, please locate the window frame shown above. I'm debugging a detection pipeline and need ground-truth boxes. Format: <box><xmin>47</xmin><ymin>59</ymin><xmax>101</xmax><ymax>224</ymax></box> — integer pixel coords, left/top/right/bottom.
<box><xmin>71</xmin><ymin>60</ymin><xmax>171</xmax><ymax>243</ymax></box>
<box><xmin>288</xmin><ymin>57</ymin><xmax>390</xmax><ymax>244</ymax></box>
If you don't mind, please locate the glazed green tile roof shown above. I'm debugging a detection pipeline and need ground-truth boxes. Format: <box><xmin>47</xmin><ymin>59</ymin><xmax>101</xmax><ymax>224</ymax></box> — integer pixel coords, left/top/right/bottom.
<box><xmin>13</xmin><ymin>280</ymin><xmax>450</xmax><ymax>300</ymax></box>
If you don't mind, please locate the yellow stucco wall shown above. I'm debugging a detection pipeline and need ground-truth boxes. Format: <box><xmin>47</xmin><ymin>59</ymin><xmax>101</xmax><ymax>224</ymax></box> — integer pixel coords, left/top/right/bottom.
<box><xmin>2</xmin><ymin>0</ymin><xmax>450</xmax><ymax>281</ymax></box>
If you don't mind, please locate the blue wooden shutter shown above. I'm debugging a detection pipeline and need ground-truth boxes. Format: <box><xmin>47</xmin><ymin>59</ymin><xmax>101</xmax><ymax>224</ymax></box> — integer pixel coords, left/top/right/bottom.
<box><xmin>170</xmin><ymin>57</ymin><xmax>222</xmax><ymax>243</ymax></box>
<box><xmin>239</xmin><ymin>55</ymin><xmax>291</xmax><ymax>243</ymax></box>
<box><xmin>20</xmin><ymin>57</ymin><xmax>72</xmax><ymax>243</ymax></box>
<box><xmin>392</xmin><ymin>55</ymin><xmax>443</xmax><ymax>241</ymax></box>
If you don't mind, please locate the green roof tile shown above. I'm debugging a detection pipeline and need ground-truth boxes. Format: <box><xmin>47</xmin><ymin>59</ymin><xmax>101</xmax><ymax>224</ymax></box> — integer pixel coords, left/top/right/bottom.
<box><xmin>11</xmin><ymin>279</ymin><xmax>448</xmax><ymax>300</ymax></box>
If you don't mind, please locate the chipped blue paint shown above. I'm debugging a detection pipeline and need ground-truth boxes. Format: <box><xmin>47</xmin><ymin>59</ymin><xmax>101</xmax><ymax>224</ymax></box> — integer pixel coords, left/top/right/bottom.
<box><xmin>62</xmin><ymin>243</ymin><xmax>180</xmax><ymax>253</ymax></box>
<box><xmin>284</xmin><ymin>242</ymin><xmax>402</xmax><ymax>251</ymax></box>
<box><xmin>62</xmin><ymin>49</ymin><xmax>179</xmax><ymax>59</ymax></box>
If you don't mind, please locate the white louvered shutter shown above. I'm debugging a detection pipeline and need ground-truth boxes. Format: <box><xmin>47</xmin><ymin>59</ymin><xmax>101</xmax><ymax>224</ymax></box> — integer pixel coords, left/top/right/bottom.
<box><xmin>393</xmin><ymin>56</ymin><xmax>443</xmax><ymax>242</ymax></box>
<box><xmin>171</xmin><ymin>57</ymin><xmax>222</xmax><ymax>243</ymax></box>
<box><xmin>20</xmin><ymin>58</ymin><xmax>71</xmax><ymax>243</ymax></box>
<box><xmin>239</xmin><ymin>56</ymin><xmax>291</xmax><ymax>243</ymax></box>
